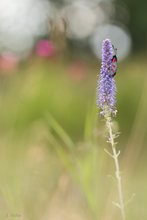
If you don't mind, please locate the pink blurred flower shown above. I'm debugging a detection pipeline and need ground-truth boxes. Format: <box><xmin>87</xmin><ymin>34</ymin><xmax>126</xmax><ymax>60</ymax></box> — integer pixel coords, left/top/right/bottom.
<box><xmin>35</xmin><ymin>40</ymin><xmax>56</xmax><ymax>57</ymax></box>
<box><xmin>0</xmin><ymin>53</ymin><xmax>19</xmax><ymax>72</ymax></box>
<box><xmin>68</xmin><ymin>60</ymin><xmax>87</xmax><ymax>81</ymax></box>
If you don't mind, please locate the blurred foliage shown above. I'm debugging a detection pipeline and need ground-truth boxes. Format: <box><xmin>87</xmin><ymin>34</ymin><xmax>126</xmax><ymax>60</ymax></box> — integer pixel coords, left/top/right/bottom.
<box><xmin>0</xmin><ymin>56</ymin><xmax>146</xmax><ymax>142</ymax></box>
<box><xmin>0</xmin><ymin>55</ymin><xmax>147</xmax><ymax>219</ymax></box>
<box><xmin>122</xmin><ymin>0</ymin><xmax>147</xmax><ymax>50</ymax></box>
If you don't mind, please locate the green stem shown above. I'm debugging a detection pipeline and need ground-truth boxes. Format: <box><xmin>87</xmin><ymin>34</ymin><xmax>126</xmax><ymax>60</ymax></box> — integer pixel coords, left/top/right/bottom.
<box><xmin>106</xmin><ymin>117</ymin><xmax>126</xmax><ymax>220</ymax></box>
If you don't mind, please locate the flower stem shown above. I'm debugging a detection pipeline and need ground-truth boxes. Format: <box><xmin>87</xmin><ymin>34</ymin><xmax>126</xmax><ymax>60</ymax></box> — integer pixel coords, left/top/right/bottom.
<box><xmin>106</xmin><ymin>116</ymin><xmax>126</xmax><ymax>220</ymax></box>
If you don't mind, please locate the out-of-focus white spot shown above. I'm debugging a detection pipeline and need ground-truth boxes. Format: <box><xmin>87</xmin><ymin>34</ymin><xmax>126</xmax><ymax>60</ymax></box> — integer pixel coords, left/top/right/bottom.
<box><xmin>95</xmin><ymin>5</ymin><xmax>109</xmax><ymax>24</ymax></box>
<box><xmin>0</xmin><ymin>34</ymin><xmax>34</xmax><ymax>58</ymax></box>
<box><xmin>64</xmin><ymin>0</ymin><xmax>114</xmax><ymax>5</ymax></box>
<box><xmin>99</xmin><ymin>1</ymin><xmax>115</xmax><ymax>20</ymax></box>
<box><xmin>0</xmin><ymin>0</ymin><xmax>54</xmax><ymax>58</ymax></box>
<box><xmin>62</xmin><ymin>2</ymin><xmax>97</xmax><ymax>39</ymax></box>
<box><xmin>90</xmin><ymin>24</ymin><xmax>132</xmax><ymax>61</ymax></box>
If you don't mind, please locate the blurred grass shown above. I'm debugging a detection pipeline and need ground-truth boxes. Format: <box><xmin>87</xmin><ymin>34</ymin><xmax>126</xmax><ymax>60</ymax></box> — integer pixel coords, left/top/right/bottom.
<box><xmin>0</xmin><ymin>55</ymin><xmax>147</xmax><ymax>219</ymax></box>
<box><xmin>0</xmin><ymin>59</ymin><xmax>95</xmax><ymax>139</ymax></box>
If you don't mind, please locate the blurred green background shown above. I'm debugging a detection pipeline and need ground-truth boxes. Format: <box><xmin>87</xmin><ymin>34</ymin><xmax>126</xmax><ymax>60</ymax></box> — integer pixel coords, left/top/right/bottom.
<box><xmin>0</xmin><ymin>0</ymin><xmax>147</xmax><ymax>220</ymax></box>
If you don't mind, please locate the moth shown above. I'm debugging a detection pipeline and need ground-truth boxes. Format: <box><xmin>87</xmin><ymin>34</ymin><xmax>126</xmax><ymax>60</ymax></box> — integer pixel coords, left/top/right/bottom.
<box><xmin>109</xmin><ymin>45</ymin><xmax>118</xmax><ymax>77</ymax></box>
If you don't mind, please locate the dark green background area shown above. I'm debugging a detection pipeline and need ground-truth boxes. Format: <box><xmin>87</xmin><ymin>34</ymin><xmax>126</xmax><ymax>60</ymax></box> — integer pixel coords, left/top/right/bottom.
<box><xmin>122</xmin><ymin>0</ymin><xmax>147</xmax><ymax>50</ymax></box>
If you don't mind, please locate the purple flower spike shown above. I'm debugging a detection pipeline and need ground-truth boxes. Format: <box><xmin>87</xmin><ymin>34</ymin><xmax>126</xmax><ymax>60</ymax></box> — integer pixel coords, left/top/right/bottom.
<box><xmin>97</xmin><ymin>39</ymin><xmax>117</xmax><ymax>116</ymax></box>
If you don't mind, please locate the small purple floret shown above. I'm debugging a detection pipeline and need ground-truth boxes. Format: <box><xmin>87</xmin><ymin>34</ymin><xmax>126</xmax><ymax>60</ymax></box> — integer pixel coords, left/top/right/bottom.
<box><xmin>97</xmin><ymin>39</ymin><xmax>117</xmax><ymax>116</ymax></box>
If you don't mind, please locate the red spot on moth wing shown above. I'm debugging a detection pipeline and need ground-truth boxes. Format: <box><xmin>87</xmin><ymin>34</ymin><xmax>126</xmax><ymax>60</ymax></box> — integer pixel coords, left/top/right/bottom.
<box><xmin>112</xmin><ymin>58</ymin><xmax>117</xmax><ymax>62</ymax></box>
